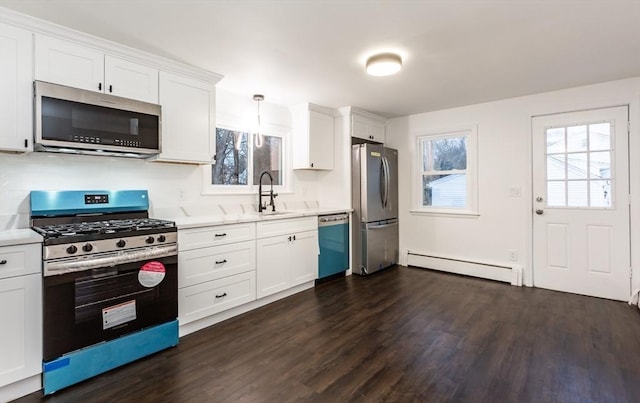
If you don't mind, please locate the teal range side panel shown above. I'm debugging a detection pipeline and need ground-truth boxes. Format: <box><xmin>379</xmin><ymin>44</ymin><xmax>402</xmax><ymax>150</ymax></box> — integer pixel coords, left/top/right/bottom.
<box><xmin>43</xmin><ymin>320</ymin><xmax>178</xmax><ymax>395</ymax></box>
<box><xmin>318</xmin><ymin>222</ymin><xmax>349</xmax><ymax>279</ymax></box>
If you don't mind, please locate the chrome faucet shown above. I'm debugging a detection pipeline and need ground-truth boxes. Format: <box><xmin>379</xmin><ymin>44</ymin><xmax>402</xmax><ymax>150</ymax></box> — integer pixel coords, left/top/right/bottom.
<box><xmin>258</xmin><ymin>171</ymin><xmax>277</xmax><ymax>212</ymax></box>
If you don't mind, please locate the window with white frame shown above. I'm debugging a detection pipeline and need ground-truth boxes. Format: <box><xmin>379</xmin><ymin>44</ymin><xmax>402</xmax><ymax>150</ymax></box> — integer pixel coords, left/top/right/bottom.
<box><xmin>205</xmin><ymin>127</ymin><xmax>285</xmax><ymax>192</ymax></box>
<box><xmin>414</xmin><ymin>127</ymin><xmax>478</xmax><ymax>214</ymax></box>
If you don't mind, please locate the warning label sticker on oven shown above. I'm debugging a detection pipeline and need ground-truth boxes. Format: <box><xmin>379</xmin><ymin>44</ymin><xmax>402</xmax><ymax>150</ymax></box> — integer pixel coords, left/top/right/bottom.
<box><xmin>138</xmin><ymin>261</ymin><xmax>166</xmax><ymax>288</ymax></box>
<box><xmin>103</xmin><ymin>300</ymin><xmax>136</xmax><ymax>330</ymax></box>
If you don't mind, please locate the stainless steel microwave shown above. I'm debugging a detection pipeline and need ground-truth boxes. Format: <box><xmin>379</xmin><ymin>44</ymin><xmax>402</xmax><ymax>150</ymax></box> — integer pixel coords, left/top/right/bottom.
<box><xmin>34</xmin><ymin>81</ymin><xmax>161</xmax><ymax>158</ymax></box>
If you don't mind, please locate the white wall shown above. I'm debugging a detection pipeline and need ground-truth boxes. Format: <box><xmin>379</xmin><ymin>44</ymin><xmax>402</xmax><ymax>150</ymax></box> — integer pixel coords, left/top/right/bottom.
<box><xmin>386</xmin><ymin>77</ymin><xmax>640</xmax><ymax>291</ymax></box>
<box><xmin>0</xmin><ymin>88</ymin><xmax>318</xmax><ymax>229</ymax></box>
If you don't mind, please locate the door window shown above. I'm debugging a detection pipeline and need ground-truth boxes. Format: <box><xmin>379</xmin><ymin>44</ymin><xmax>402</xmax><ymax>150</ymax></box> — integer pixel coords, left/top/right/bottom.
<box><xmin>545</xmin><ymin>122</ymin><xmax>613</xmax><ymax>208</ymax></box>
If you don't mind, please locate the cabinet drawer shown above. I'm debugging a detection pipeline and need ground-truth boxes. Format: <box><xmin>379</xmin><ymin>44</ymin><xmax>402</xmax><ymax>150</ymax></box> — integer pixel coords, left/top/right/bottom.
<box><xmin>179</xmin><ymin>271</ymin><xmax>256</xmax><ymax>324</ymax></box>
<box><xmin>0</xmin><ymin>244</ymin><xmax>41</xmax><ymax>279</ymax></box>
<box><xmin>178</xmin><ymin>222</ymin><xmax>256</xmax><ymax>251</ymax></box>
<box><xmin>179</xmin><ymin>240</ymin><xmax>255</xmax><ymax>287</ymax></box>
<box><xmin>256</xmin><ymin>216</ymin><xmax>317</xmax><ymax>239</ymax></box>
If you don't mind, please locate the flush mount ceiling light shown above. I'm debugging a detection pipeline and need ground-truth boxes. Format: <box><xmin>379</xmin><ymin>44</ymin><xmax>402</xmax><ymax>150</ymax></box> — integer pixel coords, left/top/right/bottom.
<box><xmin>365</xmin><ymin>53</ymin><xmax>402</xmax><ymax>76</ymax></box>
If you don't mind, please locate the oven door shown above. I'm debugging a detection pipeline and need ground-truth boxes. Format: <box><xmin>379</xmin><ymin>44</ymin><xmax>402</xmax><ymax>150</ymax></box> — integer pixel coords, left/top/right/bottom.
<box><xmin>43</xmin><ymin>254</ymin><xmax>177</xmax><ymax>361</ymax></box>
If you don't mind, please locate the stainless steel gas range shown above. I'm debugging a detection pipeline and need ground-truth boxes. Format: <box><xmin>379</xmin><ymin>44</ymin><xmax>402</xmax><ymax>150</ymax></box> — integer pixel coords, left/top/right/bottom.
<box><xmin>30</xmin><ymin>190</ymin><xmax>179</xmax><ymax>395</ymax></box>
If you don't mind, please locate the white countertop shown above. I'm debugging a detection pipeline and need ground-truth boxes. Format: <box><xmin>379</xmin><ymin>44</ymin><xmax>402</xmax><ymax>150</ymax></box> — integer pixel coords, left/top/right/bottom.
<box><xmin>164</xmin><ymin>207</ymin><xmax>352</xmax><ymax>230</ymax></box>
<box><xmin>0</xmin><ymin>229</ymin><xmax>43</xmax><ymax>247</ymax></box>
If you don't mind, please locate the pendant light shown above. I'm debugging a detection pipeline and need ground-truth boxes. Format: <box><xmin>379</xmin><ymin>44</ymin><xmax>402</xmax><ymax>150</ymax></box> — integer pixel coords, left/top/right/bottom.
<box><xmin>253</xmin><ymin>94</ymin><xmax>264</xmax><ymax>148</ymax></box>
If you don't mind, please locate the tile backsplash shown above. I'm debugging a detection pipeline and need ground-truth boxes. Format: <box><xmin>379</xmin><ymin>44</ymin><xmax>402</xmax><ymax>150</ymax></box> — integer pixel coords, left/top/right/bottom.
<box><xmin>0</xmin><ymin>151</ymin><xmax>318</xmax><ymax>229</ymax></box>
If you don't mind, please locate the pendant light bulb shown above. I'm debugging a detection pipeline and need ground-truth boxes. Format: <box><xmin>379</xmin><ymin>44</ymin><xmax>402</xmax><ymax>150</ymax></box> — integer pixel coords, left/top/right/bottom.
<box><xmin>253</xmin><ymin>94</ymin><xmax>264</xmax><ymax>148</ymax></box>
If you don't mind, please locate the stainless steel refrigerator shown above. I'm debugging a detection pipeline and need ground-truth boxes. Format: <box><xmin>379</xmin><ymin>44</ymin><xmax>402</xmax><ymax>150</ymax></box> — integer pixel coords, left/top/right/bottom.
<box><xmin>352</xmin><ymin>143</ymin><xmax>399</xmax><ymax>275</ymax></box>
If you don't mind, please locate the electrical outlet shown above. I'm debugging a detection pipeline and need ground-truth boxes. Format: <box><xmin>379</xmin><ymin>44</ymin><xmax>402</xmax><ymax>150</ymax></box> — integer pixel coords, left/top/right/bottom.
<box><xmin>508</xmin><ymin>187</ymin><xmax>521</xmax><ymax>197</ymax></box>
<box><xmin>178</xmin><ymin>189</ymin><xmax>186</xmax><ymax>201</ymax></box>
<box><xmin>508</xmin><ymin>249</ymin><xmax>518</xmax><ymax>261</ymax></box>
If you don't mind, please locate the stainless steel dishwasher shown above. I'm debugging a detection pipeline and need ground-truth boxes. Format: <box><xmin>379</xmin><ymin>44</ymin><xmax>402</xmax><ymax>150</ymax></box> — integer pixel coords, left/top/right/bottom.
<box><xmin>318</xmin><ymin>213</ymin><xmax>350</xmax><ymax>279</ymax></box>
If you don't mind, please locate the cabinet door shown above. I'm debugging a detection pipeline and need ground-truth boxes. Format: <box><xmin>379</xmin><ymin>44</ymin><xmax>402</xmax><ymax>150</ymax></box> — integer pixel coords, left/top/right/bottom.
<box><xmin>179</xmin><ymin>240</ymin><xmax>256</xmax><ymax>287</ymax></box>
<box><xmin>179</xmin><ymin>271</ymin><xmax>256</xmax><ymax>325</ymax></box>
<box><xmin>307</xmin><ymin>111</ymin><xmax>334</xmax><ymax>170</ymax></box>
<box><xmin>369</xmin><ymin>120</ymin><xmax>385</xmax><ymax>143</ymax></box>
<box><xmin>104</xmin><ymin>56</ymin><xmax>158</xmax><ymax>103</ymax></box>
<box><xmin>155</xmin><ymin>71</ymin><xmax>215</xmax><ymax>164</ymax></box>
<box><xmin>0</xmin><ymin>274</ymin><xmax>42</xmax><ymax>388</ymax></box>
<box><xmin>35</xmin><ymin>34</ymin><xmax>104</xmax><ymax>92</ymax></box>
<box><xmin>0</xmin><ymin>23</ymin><xmax>32</xmax><ymax>152</ymax></box>
<box><xmin>289</xmin><ymin>230</ymin><xmax>318</xmax><ymax>286</ymax></box>
<box><xmin>256</xmin><ymin>236</ymin><xmax>290</xmax><ymax>298</ymax></box>
<box><xmin>351</xmin><ymin>114</ymin><xmax>385</xmax><ymax>143</ymax></box>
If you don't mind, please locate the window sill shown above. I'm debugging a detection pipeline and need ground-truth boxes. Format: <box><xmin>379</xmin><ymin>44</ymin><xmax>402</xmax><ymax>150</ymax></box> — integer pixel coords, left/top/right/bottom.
<box><xmin>410</xmin><ymin>209</ymin><xmax>480</xmax><ymax>218</ymax></box>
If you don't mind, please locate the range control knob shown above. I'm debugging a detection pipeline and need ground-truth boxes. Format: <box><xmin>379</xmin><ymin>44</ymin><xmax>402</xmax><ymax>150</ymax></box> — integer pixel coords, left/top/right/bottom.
<box><xmin>82</xmin><ymin>243</ymin><xmax>93</xmax><ymax>252</ymax></box>
<box><xmin>66</xmin><ymin>245</ymin><xmax>78</xmax><ymax>254</ymax></box>
<box><xmin>145</xmin><ymin>236</ymin><xmax>155</xmax><ymax>244</ymax></box>
<box><xmin>157</xmin><ymin>235</ymin><xmax>166</xmax><ymax>243</ymax></box>
<box><xmin>116</xmin><ymin>240</ymin><xmax>126</xmax><ymax>248</ymax></box>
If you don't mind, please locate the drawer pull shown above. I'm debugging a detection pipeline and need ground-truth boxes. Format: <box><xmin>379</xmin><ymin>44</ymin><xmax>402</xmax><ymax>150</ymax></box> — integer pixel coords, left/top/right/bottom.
<box><xmin>215</xmin><ymin>292</ymin><xmax>227</xmax><ymax>299</ymax></box>
<box><xmin>215</xmin><ymin>259</ymin><xmax>227</xmax><ymax>265</ymax></box>
<box><xmin>214</xmin><ymin>233</ymin><xmax>227</xmax><ymax>238</ymax></box>
<box><xmin>0</xmin><ymin>260</ymin><xmax>6</xmax><ymax>265</ymax></box>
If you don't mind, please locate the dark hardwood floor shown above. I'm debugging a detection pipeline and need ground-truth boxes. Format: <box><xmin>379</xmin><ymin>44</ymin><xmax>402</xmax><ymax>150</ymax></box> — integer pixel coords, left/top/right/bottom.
<box><xmin>16</xmin><ymin>266</ymin><xmax>640</xmax><ymax>402</ymax></box>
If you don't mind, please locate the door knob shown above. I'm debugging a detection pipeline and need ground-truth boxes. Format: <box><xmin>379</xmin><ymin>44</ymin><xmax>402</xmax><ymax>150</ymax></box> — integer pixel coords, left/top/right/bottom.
<box><xmin>535</xmin><ymin>209</ymin><xmax>544</xmax><ymax>215</ymax></box>
<box><xmin>536</xmin><ymin>196</ymin><xmax>543</xmax><ymax>202</ymax></box>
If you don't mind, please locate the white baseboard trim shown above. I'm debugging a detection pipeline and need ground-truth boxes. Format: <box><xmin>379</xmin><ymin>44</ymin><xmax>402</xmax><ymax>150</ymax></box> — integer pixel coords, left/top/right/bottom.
<box><xmin>407</xmin><ymin>251</ymin><xmax>523</xmax><ymax>286</ymax></box>
<box><xmin>0</xmin><ymin>374</ymin><xmax>41</xmax><ymax>402</ymax></box>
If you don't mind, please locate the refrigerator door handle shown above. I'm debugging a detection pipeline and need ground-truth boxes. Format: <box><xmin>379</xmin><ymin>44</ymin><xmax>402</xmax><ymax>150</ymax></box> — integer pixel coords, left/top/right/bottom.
<box><xmin>379</xmin><ymin>157</ymin><xmax>386</xmax><ymax>207</ymax></box>
<box><xmin>382</xmin><ymin>156</ymin><xmax>390</xmax><ymax>208</ymax></box>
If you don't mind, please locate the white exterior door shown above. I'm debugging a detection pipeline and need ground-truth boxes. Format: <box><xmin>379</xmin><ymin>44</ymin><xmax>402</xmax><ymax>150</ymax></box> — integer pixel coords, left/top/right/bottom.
<box><xmin>532</xmin><ymin>106</ymin><xmax>630</xmax><ymax>301</ymax></box>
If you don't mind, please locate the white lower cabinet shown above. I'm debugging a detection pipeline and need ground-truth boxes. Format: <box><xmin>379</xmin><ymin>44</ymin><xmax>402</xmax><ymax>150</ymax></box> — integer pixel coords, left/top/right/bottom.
<box><xmin>0</xmin><ymin>242</ymin><xmax>42</xmax><ymax>402</ymax></box>
<box><xmin>179</xmin><ymin>271</ymin><xmax>255</xmax><ymax>324</ymax></box>
<box><xmin>177</xmin><ymin>216</ymin><xmax>319</xmax><ymax>334</ymax></box>
<box><xmin>178</xmin><ymin>223</ymin><xmax>257</xmax><ymax>326</ymax></box>
<box><xmin>256</xmin><ymin>217</ymin><xmax>318</xmax><ymax>299</ymax></box>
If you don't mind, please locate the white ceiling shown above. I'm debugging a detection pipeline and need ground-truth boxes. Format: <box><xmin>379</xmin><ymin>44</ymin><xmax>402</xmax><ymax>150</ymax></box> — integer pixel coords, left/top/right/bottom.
<box><xmin>1</xmin><ymin>0</ymin><xmax>639</xmax><ymax>117</ymax></box>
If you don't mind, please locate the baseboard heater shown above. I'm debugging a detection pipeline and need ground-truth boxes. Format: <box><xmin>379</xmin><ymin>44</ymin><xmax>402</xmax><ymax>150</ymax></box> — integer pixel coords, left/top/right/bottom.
<box><xmin>406</xmin><ymin>251</ymin><xmax>523</xmax><ymax>286</ymax></box>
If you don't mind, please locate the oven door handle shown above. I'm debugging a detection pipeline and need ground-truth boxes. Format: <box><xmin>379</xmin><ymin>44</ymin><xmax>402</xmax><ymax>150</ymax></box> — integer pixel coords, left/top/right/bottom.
<box><xmin>44</xmin><ymin>245</ymin><xmax>177</xmax><ymax>276</ymax></box>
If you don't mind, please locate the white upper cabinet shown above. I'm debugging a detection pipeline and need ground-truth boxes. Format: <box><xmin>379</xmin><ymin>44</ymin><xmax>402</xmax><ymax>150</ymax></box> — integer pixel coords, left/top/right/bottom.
<box><xmin>104</xmin><ymin>56</ymin><xmax>158</xmax><ymax>103</ymax></box>
<box><xmin>35</xmin><ymin>35</ymin><xmax>159</xmax><ymax>103</ymax></box>
<box><xmin>351</xmin><ymin>109</ymin><xmax>386</xmax><ymax>143</ymax></box>
<box><xmin>291</xmin><ymin>103</ymin><xmax>334</xmax><ymax>170</ymax></box>
<box><xmin>154</xmin><ymin>71</ymin><xmax>215</xmax><ymax>164</ymax></box>
<box><xmin>0</xmin><ymin>23</ymin><xmax>33</xmax><ymax>152</ymax></box>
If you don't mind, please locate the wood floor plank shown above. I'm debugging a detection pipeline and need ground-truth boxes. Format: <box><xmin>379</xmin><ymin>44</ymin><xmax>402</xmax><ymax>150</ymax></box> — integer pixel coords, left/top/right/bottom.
<box><xmin>13</xmin><ymin>266</ymin><xmax>640</xmax><ymax>402</ymax></box>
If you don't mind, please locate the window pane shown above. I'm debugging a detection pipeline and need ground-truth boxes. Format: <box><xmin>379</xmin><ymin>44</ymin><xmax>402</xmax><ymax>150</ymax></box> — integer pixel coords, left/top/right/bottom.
<box><xmin>546</xmin><ymin>127</ymin><xmax>565</xmax><ymax>154</ymax></box>
<box><xmin>567</xmin><ymin>181</ymin><xmax>588</xmax><ymax>207</ymax></box>
<box><xmin>547</xmin><ymin>181</ymin><xmax>566</xmax><ymax>207</ymax></box>
<box><xmin>589</xmin><ymin>123</ymin><xmax>610</xmax><ymax>151</ymax></box>
<box><xmin>566</xmin><ymin>125</ymin><xmax>587</xmax><ymax>152</ymax></box>
<box><xmin>567</xmin><ymin>153</ymin><xmax>587</xmax><ymax>179</ymax></box>
<box><xmin>590</xmin><ymin>180</ymin><xmax>611</xmax><ymax>207</ymax></box>
<box><xmin>547</xmin><ymin>155</ymin><xmax>566</xmax><ymax>180</ymax></box>
<box><xmin>589</xmin><ymin>151</ymin><xmax>611</xmax><ymax>179</ymax></box>
<box><xmin>253</xmin><ymin>135</ymin><xmax>282</xmax><ymax>186</ymax></box>
<box><xmin>422</xmin><ymin>174</ymin><xmax>467</xmax><ymax>207</ymax></box>
<box><xmin>423</xmin><ymin>136</ymin><xmax>467</xmax><ymax>171</ymax></box>
<box><xmin>212</xmin><ymin>128</ymin><xmax>248</xmax><ymax>185</ymax></box>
